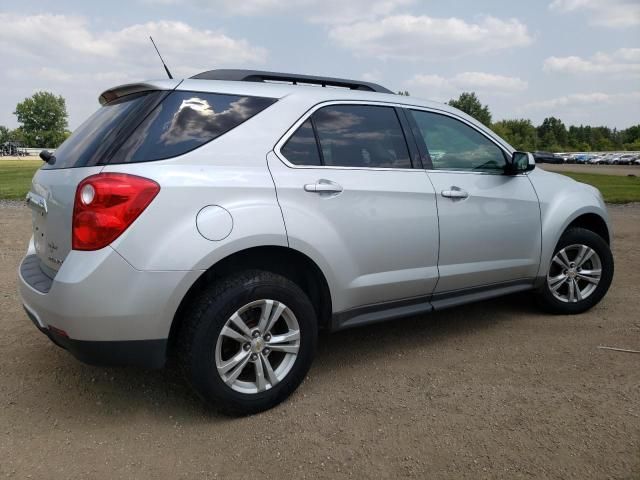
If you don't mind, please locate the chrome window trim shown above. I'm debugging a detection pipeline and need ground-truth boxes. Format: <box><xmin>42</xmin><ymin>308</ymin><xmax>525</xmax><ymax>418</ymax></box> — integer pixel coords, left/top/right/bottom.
<box><xmin>273</xmin><ymin>100</ymin><xmax>514</xmax><ymax>175</ymax></box>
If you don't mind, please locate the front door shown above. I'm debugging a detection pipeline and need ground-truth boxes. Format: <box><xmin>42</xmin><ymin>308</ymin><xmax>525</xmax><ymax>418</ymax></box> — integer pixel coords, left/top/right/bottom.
<box><xmin>408</xmin><ymin>109</ymin><xmax>541</xmax><ymax>293</ymax></box>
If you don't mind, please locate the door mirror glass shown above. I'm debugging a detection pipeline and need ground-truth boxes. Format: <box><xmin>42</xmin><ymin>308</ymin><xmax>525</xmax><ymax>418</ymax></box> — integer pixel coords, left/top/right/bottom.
<box><xmin>507</xmin><ymin>151</ymin><xmax>535</xmax><ymax>174</ymax></box>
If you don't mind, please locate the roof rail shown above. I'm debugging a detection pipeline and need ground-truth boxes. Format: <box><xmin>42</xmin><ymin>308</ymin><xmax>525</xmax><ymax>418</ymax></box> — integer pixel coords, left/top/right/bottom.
<box><xmin>190</xmin><ymin>69</ymin><xmax>394</xmax><ymax>94</ymax></box>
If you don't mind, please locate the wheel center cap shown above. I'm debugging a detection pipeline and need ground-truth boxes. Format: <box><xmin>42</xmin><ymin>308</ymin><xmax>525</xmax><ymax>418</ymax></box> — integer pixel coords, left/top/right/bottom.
<box><xmin>568</xmin><ymin>268</ymin><xmax>577</xmax><ymax>278</ymax></box>
<box><xmin>251</xmin><ymin>337</ymin><xmax>265</xmax><ymax>353</ymax></box>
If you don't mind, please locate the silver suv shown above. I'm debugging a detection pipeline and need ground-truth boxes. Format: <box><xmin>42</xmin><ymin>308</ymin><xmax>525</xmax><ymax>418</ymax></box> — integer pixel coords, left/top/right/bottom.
<box><xmin>19</xmin><ymin>70</ymin><xmax>614</xmax><ymax>414</ymax></box>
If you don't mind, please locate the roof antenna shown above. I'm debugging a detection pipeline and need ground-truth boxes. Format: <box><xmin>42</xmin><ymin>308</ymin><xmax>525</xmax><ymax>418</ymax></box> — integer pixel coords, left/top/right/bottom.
<box><xmin>149</xmin><ymin>36</ymin><xmax>173</xmax><ymax>79</ymax></box>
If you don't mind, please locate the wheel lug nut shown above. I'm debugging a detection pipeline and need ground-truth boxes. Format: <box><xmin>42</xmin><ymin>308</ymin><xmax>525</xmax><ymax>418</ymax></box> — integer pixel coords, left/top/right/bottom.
<box><xmin>243</xmin><ymin>343</ymin><xmax>250</xmax><ymax>351</ymax></box>
<box><xmin>263</xmin><ymin>348</ymin><xmax>270</xmax><ymax>355</ymax></box>
<box><xmin>252</xmin><ymin>331</ymin><xmax>260</xmax><ymax>338</ymax></box>
<box><xmin>250</xmin><ymin>353</ymin><xmax>258</xmax><ymax>361</ymax></box>
<box><xmin>264</xmin><ymin>334</ymin><xmax>271</xmax><ymax>341</ymax></box>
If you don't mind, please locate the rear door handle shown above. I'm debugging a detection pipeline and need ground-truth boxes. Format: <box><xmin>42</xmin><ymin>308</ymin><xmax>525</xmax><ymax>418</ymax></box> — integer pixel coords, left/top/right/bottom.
<box><xmin>441</xmin><ymin>187</ymin><xmax>469</xmax><ymax>199</ymax></box>
<box><xmin>304</xmin><ymin>180</ymin><xmax>343</xmax><ymax>194</ymax></box>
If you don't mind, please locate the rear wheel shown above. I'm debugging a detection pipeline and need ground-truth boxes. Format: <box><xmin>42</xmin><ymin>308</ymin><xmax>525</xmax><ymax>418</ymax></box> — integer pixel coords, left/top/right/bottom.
<box><xmin>535</xmin><ymin>227</ymin><xmax>613</xmax><ymax>314</ymax></box>
<box><xmin>177</xmin><ymin>270</ymin><xmax>317</xmax><ymax>415</ymax></box>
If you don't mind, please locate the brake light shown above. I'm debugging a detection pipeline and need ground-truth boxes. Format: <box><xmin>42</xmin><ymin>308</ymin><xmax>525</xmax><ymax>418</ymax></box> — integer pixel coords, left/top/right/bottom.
<box><xmin>72</xmin><ymin>173</ymin><xmax>160</xmax><ymax>251</ymax></box>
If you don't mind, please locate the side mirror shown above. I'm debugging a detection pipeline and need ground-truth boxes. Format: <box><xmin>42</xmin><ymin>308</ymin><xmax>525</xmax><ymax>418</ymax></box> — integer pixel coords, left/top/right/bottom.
<box><xmin>505</xmin><ymin>151</ymin><xmax>535</xmax><ymax>175</ymax></box>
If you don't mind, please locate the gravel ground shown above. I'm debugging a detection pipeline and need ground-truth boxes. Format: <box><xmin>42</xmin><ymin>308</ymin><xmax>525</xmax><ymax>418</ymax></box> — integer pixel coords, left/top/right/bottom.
<box><xmin>0</xmin><ymin>202</ymin><xmax>638</xmax><ymax>479</ymax></box>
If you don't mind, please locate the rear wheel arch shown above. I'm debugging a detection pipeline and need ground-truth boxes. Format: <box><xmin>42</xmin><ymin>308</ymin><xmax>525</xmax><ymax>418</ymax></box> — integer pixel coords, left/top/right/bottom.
<box><xmin>168</xmin><ymin>246</ymin><xmax>332</xmax><ymax>350</ymax></box>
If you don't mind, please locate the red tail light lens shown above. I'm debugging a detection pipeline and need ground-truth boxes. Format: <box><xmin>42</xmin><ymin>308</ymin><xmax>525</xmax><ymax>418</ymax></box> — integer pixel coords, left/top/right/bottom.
<box><xmin>72</xmin><ymin>173</ymin><xmax>160</xmax><ymax>251</ymax></box>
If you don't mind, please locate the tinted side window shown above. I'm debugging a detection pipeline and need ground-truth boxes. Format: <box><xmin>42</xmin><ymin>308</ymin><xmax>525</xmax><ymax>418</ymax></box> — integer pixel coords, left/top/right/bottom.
<box><xmin>410</xmin><ymin>110</ymin><xmax>506</xmax><ymax>171</ymax></box>
<box><xmin>113</xmin><ymin>92</ymin><xmax>277</xmax><ymax>164</ymax></box>
<box><xmin>281</xmin><ymin>119</ymin><xmax>321</xmax><ymax>166</ymax></box>
<box><xmin>312</xmin><ymin>105</ymin><xmax>411</xmax><ymax>168</ymax></box>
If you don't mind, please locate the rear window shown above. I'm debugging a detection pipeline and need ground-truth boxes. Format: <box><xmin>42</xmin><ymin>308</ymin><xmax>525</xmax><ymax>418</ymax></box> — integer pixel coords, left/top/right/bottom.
<box><xmin>45</xmin><ymin>90</ymin><xmax>276</xmax><ymax>169</ymax></box>
<box><xmin>44</xmin><ymin>91</ymin><xmax>164</xmax><ymax>169</ymax></box>
<box><xmin>114</xmin><ymin>91</ymin><xmax>277</xmax><ymax>163</ymax></box>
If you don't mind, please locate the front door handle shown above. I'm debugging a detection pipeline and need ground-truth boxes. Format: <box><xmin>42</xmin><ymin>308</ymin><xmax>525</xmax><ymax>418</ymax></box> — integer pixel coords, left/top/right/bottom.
<box><xmin>441</xmin><ymin>187</ymin><xmax>469</xmax><ymax>199</ymax></box>
<box><xmin>304</xmin><ymin>180</ymin><xmax>343</xmax><ymax>194</ymax></box>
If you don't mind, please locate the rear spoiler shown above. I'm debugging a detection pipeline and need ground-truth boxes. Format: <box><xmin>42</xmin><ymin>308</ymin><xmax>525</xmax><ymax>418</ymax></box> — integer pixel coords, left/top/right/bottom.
<box><xmin>98</xmin><ymin>80</ymin><xmax>182</xmax><ymax>105</ymax></box>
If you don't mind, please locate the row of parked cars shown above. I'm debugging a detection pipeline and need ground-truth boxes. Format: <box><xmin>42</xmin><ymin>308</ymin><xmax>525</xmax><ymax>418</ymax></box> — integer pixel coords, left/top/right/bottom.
<box><xmin>534</xmin><ymin>151</ymin><xmax>640</xmax><ymax>165</ymax></box>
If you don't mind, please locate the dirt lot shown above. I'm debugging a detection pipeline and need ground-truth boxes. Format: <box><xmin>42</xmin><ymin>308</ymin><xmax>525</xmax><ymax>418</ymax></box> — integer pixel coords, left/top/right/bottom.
<box><xmin>0</xmin><ymin>201</ymin><xmax>638</xmax><ymax>479</ymax></box>
<box><xmin>540</xmin><ymin>163</ymin><xmax>640</xmax><ymax>177</ymax></box>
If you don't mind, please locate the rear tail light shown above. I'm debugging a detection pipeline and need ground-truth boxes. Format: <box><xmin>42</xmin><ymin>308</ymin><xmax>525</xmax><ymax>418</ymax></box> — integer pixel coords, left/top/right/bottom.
<box><xmin>72</xmin><ymin>173</ymin><xmax>160</xmax><ymax>251</ymax></box>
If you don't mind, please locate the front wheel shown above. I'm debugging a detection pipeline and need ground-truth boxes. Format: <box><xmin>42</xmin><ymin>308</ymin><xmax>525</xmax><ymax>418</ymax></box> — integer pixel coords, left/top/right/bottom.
<box><xmin>535</xmin><ymin>227</ymin><xmax>614</xmax><ymax>314</ymax></box>
<box><xmin>177</xmin><ymin>270</ymin><xmax>318</xmax><ymax>415</ymax></box>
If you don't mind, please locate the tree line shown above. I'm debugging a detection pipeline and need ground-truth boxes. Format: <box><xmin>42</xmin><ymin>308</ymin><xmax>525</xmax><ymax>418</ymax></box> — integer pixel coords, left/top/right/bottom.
<box><xmin>2</xmin><ymin>90</ymin><xmax>639</xmax><ymax>152</ymax></box>
<box><xmin>448</xmin><ymin>92</ymin><xmax>640</xmax><ymax>152</ymax></box>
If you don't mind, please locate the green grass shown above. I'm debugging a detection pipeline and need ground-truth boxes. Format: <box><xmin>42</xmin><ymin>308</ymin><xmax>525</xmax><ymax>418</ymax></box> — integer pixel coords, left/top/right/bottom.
<box><xmin>0</xmin><ymin>160</ymin><xmax>42</xmax><ymax>199</ymax></box>
<box><xmin>556</xmin><ymin>171</ymin><xmax>640</xmax><ymax>203</ymax></box>
<box><xmin>0</xmin><ymin>159</ymin><xmax>638</xmax><ymax>203</ymax></box>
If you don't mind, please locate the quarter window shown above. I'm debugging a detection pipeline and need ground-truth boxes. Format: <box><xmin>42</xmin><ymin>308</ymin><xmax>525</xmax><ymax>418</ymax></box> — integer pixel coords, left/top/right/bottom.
<box><xmin>114</xmin><ymin>92</ymin><xmax>276</xmax><ymax>163</ymax></box>
<box><xmin>410</xmin><ymin>110</ymin><xmax>506</xmax><ymax>171</ymax></box>
<box><xmin>281</xmin><ymin>119</ymin><xmax>321</xmax><ymax>166</ymax></box>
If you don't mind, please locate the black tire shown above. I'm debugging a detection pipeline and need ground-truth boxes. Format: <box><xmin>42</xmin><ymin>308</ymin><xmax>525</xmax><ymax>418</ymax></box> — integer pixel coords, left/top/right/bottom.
<box><xmin>535</xmin><ymin>227</ymin><xmax>614</xmax><ymax>314</ymax></box>
<box><xmin>177</xmin><ymin>270</ymin><xmax>317</xmax><ymax>415</ymax></box>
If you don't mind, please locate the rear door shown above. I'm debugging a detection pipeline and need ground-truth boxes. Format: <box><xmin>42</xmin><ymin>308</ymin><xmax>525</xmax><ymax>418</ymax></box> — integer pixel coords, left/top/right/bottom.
<box><xmin>407</xmin><ymin>109</ymin><xmax>541</xmax><ymax>293</ymax></box>
<box><xmin>268</xmin><ymin>102</ymin><xmax>440</xmax><ymax>313</ymax></box>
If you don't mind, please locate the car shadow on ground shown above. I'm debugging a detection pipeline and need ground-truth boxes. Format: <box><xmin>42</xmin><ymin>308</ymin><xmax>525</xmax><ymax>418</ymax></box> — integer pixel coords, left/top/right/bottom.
<box><xmin>19</xmin><ymin>292</ymin><xmax>539</xmax><ymax>422</ymax></box>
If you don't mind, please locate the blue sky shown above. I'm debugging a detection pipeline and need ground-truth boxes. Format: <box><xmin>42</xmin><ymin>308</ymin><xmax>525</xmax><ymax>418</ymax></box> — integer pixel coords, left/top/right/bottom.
<box><xmin>0</xmin><ymin>0</ymin><xmax>638</xmax><ymax>130</ymax></box>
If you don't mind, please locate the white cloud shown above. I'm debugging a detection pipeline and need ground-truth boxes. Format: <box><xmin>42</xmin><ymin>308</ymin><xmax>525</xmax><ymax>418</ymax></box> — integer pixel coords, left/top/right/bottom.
<box><xmin>543</xmin><ymin>48</ymin><xmax>640</xmax><ymax>75</ymax></box>
<box><xmin>0</xmin><ymin>14</ymin><xmax>266</xmax><ymax>75</ymax></box>
<box><xmin>406</xmin><ymin>72</ymin><xmax>527</xmax><ymax>100</ymax></box>
<box><xmin>451</xmin><ymin>72</ymin><xmax>528</xmax><ymax>92</ymax></box>
<box><xmin>549</xmin><ymin>0</ymin><xmax>640</xmax><ymax>27</ymax></box>
<box><xmin>0</xmin><ymin>13</ymin><xmax>267</xmax><ymax>128</ymax></box>
<box><xmin>524</xmin><ymin>91</ymin><xmax>640</xmax><ymax>110</ymax></box>
<box><xmin>329</xmin><ymin>15</ymin><xmax>533</xmax><ymax>60</ymax></box>
<box><xmin>142</xmin><ymin>0</ymin><xmax>415</xmax><ymax>24</ymax></box>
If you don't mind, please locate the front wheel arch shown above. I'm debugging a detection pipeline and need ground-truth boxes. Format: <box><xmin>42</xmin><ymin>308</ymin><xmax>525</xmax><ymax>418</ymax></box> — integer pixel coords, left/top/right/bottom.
<box><xmin>565</xmin><ymin>213</ymin><xmax>610</xmax><ymax>244</ymax></box>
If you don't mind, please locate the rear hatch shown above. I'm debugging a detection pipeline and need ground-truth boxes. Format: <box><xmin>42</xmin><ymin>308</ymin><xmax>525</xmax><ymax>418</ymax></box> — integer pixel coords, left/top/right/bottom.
<box><xmin>26</xmin><ymin>86</ymin><xmax>172</xmax><ymax>275</ymax></box>
<box><xmin>26</xmin><ymin>79</ymin><xmax>277</xmax><ymax>275</ymax></box>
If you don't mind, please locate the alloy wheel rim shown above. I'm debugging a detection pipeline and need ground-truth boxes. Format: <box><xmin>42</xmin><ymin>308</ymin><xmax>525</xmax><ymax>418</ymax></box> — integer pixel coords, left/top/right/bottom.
<box><xmin>547</xmin><ymin>244</ymin><xmax>602</xmax><ymax>303</ymax></box>
<box><xmin>215</xmin><ymin>299</ymin><xmax>300</xmax><ymax>394</ymax></box>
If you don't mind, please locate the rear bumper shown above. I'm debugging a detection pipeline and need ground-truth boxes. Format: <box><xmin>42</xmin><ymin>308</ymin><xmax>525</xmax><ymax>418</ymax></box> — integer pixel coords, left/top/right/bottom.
<box><xmin>24</xmin><ymin>306</ymin><xmax>167</xmax><ymax>368</ymax></box>
<box><xmin>18</xmin><ymin>242</ymin><xmax>202</xmax><ymax>368</ymax></box>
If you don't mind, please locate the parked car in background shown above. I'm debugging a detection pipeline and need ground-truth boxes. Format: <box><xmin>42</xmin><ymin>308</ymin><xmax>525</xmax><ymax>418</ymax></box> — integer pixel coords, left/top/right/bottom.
<box><xmin>615</xmin><ymin>154</ymin><xmax>634</xmax><ymax>165</ymax></box>
<box><xmin>533</xmin><ymin>151</ymin><xmax>564</xmax><ymax>164</ymax></box>
<box><xmin>589</xmin><ymin>156</ymin><xmax>608</xmax><ymax>165</ymax></box>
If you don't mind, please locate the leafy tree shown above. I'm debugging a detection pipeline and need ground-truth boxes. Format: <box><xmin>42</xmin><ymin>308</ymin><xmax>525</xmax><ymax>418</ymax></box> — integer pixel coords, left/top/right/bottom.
<box><xmin>0</xmin><ymin>125</ymin><xmax>10</xmax><ymax>144</ymax></box>
<box><xmin>9</xmin><ymin>128</ymin><xmax>27</xmax><ymax>144</ymax></box>
<box><xmin>13</xmin><ymin>91</ymin><xmax>69</xmax><ymax>148</ymax></box>
<box><xmin>491</xmin><ymin>119</ymin><xmax>538</xmax><ymax>151</ymax></box>
<box><xmin>448</xmin><ymin>92</ymin><xmax>492</xmax><ymax>127</ymax></box>
<box><xmin>537</xmin><ymin>117</ymin><xmax>568</xmax><ymax>151</ymax></box>
<box><xmin>621</xmin><ymin>124</ymin><xmax>640</xmax><ymax>149</ymax></box>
